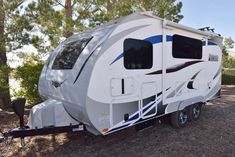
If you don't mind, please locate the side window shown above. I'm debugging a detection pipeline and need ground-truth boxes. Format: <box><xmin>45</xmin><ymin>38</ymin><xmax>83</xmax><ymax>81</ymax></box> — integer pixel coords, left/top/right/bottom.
<box><xmin>124</xmin><ymin>39</ymin><xmax>153</xmax><ymax>69</ymax></box>
<box><xmin>172</xmin><ymin>35</ymin><xmax>202</xmax><ymax>59</ymax></box>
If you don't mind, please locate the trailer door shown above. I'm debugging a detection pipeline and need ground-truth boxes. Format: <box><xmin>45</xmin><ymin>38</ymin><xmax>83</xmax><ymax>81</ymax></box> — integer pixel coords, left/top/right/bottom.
<box><xmin>123</xmin><ymin>35</ymin><xmax>161</xmax><ymax>119</ymax></box>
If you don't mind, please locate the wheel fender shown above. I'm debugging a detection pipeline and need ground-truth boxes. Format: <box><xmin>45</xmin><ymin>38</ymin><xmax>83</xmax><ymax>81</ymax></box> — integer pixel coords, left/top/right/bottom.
<box><xmin>178</xmin><ymin>96</ymin><xmax>205</xmax><ymax>111</ymax></box>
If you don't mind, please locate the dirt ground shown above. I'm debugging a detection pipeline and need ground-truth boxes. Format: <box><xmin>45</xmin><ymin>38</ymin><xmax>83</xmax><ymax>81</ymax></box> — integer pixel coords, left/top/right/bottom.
<box><xmin>1</xmin><ymin>85</ymin><xmax>235</xmax><ymax>157</ymax></box>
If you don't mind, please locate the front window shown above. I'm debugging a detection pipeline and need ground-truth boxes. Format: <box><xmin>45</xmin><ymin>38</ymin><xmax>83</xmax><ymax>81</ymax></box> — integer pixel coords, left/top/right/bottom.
<box><xmin>52</xmin><ymin>37</ymin><xmax>93</xmax><ymax>70</ymax></box>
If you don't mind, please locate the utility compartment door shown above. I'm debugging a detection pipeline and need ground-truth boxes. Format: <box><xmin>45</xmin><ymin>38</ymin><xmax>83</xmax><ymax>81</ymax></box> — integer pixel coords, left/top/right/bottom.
<box><xmin>111</xmin><ymin>77</ymin><xmax>134</xmax><ymax>97</ymax></box>
<box><xmin>110</xmin><ymin>77</ymin><xmax>136</xmax><ymax>126</ymax></box>
<box><xmin>141</xmin><ymin>82</ymin><xmax>157</xmax><ymax>119</ymax></box>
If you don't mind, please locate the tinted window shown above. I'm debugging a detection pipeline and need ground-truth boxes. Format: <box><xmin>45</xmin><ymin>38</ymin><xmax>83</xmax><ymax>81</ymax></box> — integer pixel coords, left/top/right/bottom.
<box><xmin>52</xmin><ymin>37</ymin><xmax>92</xmax><ymax>70</ymax></box>
<box><xmin>172</xmin><ymin>35</ymin><xmax>202</xmax><ymax>59</ymax></box>
<box><xmin>124</xmin><ymin>39</ymin><xmax>153</xmax><ymax>69</ymax></box>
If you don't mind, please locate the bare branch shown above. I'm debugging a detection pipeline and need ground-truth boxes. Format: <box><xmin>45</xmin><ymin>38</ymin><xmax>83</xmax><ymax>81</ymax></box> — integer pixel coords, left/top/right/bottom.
<box><xmin>12</xmin><ymin>0</ymin><xmax>25</xmax><ymax>7</ymax></box>
<box><xmin>53</xmin><ymin>0</ymin><xmax>65</xmax><ymax>8</ymax></box>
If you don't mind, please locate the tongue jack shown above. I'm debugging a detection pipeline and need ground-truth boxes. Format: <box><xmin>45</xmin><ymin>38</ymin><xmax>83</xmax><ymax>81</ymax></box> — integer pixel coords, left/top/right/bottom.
<box><xmin>12</xmin><ymin>98</ymin><xmax>26</xmax><ymax>147</ymax></box>
<box><xmin>0</xmin><ymin>131</ymin><xmax>5</xmax><ymax>143</ymax></box>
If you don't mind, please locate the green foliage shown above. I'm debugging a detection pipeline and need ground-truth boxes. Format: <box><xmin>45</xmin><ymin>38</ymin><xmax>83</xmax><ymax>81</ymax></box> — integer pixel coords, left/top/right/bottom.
<box><xmin>25</xmin><ymin>1</ymin><xmax>64</xmax><ymax>51</ymax></box>
<box><xmin>222</xmin><ymin>70</ymin><xmax>235</xmax><ymax>85</ymax></box>
<box><xmin>14</xmin><ymin>61</ymin><xmax>44</xmax><ymax>105</ymax></box>
<box><xmin>222</xmin><ymin>37</ymin><xmax>235</xmax><ymax>68</ymax></box>
<box><xmin>4</xmin><ymin>1</ymin><xmax>34</xmax><ymax>52</ymax></box>
<box><xmin>224</xmin><ymin>37</ymin><xmax>234</xmax><ymax>49</ymax></box>
<box><xmin>222</xmin><ymin>37</ymin><xmax>235</xmax><ymax>85</ymax></box>
<box><xmin>0</xmin><ymin>64</ymin><xmax>10</xmax><ymax>96</ymax></box>
<box><xmin>223</xmin><ymin>56</ymin><xmax>235</xmax><ymax>68</ymax></box>
<box><xmin>136</xmin><ymin>0</ymin><xmax>183</xmax><ymax>22</ymax></box>
<box><xmin>21</xmin><ymin>0</ymin><xmax>184</xmax><ymax>53</ymax></box>
<box><xmin>79</xmin><ymin>0</ymin><xmax>183</xmax><ymax>27</ymax></box>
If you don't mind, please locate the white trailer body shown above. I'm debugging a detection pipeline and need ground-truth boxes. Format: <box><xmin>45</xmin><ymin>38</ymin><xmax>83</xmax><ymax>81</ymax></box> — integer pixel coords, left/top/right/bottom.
<box><xmin>30</xmin><ymin>12</ymin><xmax>222</xmax><ymax>135</ymax></box>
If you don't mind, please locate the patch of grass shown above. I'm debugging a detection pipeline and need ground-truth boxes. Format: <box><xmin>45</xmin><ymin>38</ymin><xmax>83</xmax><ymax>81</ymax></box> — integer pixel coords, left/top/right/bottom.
<box><xmin>222</xmin><ymin>70</ymin><xmax>235</xmax><ymax>85</ymax></box>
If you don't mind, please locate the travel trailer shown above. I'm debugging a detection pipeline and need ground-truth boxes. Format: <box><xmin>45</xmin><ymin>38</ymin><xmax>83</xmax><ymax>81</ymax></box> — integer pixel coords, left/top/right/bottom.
<box><xmin>1</xmin><ymin>12</ymin><xmax>222</xmax><ymax>142</ymax></box>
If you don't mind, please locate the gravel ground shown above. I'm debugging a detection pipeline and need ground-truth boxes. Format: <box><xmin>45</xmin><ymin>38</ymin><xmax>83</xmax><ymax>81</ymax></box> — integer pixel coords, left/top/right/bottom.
<box><xmin>1</xmin><ymin>85</ymin><xmax>235</xmax><ymax>157</ymax></box>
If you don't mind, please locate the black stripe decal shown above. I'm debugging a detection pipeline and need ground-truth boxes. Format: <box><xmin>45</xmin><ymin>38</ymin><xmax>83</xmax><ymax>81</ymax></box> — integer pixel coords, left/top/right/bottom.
<box><xmin>156</xmin><ymin>101</ymin><xmax>166</xmax><ymax>116</ymax></box>
<box><xmin>146</xmin><ymin>61</ymin><xmax>203</xmax><ymax>75</ymax></box>
<box><xmin>157</xmin><ymin>92</ymin><xmax>162</xmax><ymax>97</ymax></box>
<box><xmin>187</xmin><ymin>81</ymin><xmax>194</xmax><ymax>89</ymax></box>
<box><xmin>213</xmin><ymin>67</ymin><xmax>221</xmax><ymax>80</ymax></box>
<box><xmin>121</xmin><ymin>79</ymin><xmax>124</xmax><ymax>94</ymax></box>
<box><xmin>187</xmin><ymin>70</ymin><xmax>201</xmax><ymax>89</ymax></box>
<box><xmin>73</xmin><ymin>37</ymin><xmax>94</xmax><ymax>84</ymax></box>
<box><xmin>146</xmin><ymin>70</ymin><xmax>162</xmax><ymax>75</ymax></box>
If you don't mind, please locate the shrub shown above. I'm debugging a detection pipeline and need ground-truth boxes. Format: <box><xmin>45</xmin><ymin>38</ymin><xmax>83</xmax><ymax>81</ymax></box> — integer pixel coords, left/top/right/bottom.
<box><xmin>222</xmin><ymin>70</ymin><xmax>235</xmax><ymax>85</ymax></box>
<box><xmin>13</xmin><ymin>61</ymin><xmax>44</xmax><ymax>105</ymax></box>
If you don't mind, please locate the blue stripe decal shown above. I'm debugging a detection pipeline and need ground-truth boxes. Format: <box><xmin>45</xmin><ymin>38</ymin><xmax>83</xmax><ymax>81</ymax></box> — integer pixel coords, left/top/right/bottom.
<box><xmin>108</xmin><ymin>112</ymin><xmax>139</xmax><ymax>133</ymax></box>
<box><xmin>166</xmin><ymin>35</ymin><xmax>172</xmax><ymax>42</ymax></box>
<box><xmin>110</xmin><ymin>35</ymin><xmax>218</xmax><ymax>65</ymax></box>
<box><xmin>143</xmin><ymin>101</ymin><xmax>156</xmax><ymax>113</ymax></box>
<box><xmin>110</xmin><ymin>52</ymin><xmax>124</xmax><ymax>65</ymax></box>
<box><xmin>108</xmin><ymin>123</ymin><xmax>130</xmax><ymax>133</ymax></box>
<box><xmin>108</xmin><ymin>101</ymin><xmax>156</xmax><ymax>133</ymax></box>
<box><xmin>202</xmin><ymin>41</ymin><xmax>206</xmax><ymax>46</ymax></box>
<box><xmin>127</xmin><ymin>113</ymin><xmax>139</xmax><ymax>122</ymax></box>
<box><xmin>144</xmin><ymin>35</ymin><xmax>162</xmax><ymax>44</ymax></box>
<box><xmin>208</xmin><ymin>40</ymin><xmax>217</xmax><ymax>46</ymax></box>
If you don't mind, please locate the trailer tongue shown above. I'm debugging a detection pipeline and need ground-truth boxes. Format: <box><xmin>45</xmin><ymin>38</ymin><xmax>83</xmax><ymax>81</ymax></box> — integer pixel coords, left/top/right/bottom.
<box><xmin>0</xmin><ymin>98</ymin><xmax>85</xmax><ymax>146</ymax></box>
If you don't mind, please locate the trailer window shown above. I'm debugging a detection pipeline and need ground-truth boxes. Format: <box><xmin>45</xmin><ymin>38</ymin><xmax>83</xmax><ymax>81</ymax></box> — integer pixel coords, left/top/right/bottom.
<box><xmin>172</xmin><ymin>35</ymin><xmax>202</xmax><ymax>59</ymax></box>
<box><xmin>52</xmin><ymin>37</ymin><xmax>92</xmax><ymax>70</ymax></box>
<box><xmin>124</xmin><ymin>39</ymin><xmax>153</xmax><ymax>69</ymax></box>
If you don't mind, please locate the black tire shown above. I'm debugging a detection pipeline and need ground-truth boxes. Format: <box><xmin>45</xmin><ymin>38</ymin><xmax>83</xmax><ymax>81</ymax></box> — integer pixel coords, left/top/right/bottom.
<box><xmin>188</xmin><ymin>103</ymin><xmax>202</xmax><ymax>121</ymax></box>
<box><xmin>171</xmin><ymin>109</ymin><xmax>189</xmax><ymax>128</ymax></box>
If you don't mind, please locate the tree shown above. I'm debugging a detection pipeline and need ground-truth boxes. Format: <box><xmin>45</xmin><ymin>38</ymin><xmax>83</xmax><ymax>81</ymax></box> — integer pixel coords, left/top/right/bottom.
<box><xmin>0</xmin><ymin>0</ymin><xmax>35</xmax><ymax>109</ymax></box>
<box><xmin>21</xmin><ymin>0</ymin><xmax>183</xmax><ymax>54</ymax></box>
<box><xmin>0</xmin><ymin>0</ymin><xmax>11</xmax><ymax>109</ymax></box>
<box><xmin>136</xmin><ymin>0</ymin><xmax>183</xmax><ymax>22</ymax></box>
<box><xmin>224</xmin><ymin>37</ymin><xmax>234</xmax><ymax>49</ymax></box>
<box><xmin>222</xmin><ymin>37</ymin><xmax>235</xmax><ymax>68</ymax></box>
<box><xmin>22</xmin><ymin>0</ymin><xmax>82</xmax><ymax>52</ymax></box>
<box><xmin>77</xmin><ymin>0</ymin><xmax>183</xmax><ymax>27</ymax></box>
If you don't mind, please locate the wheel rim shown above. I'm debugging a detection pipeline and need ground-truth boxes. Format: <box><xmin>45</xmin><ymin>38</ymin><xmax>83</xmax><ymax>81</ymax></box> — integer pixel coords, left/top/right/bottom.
<box><xmin>179</xmin><ymin>110</ymin><xmax>188</xmax><ymax>124</ymax></box>
<box><xmin>193</xmin><ymin>105</ymin><xmax>200</xmax><ymax>119</ymax></box>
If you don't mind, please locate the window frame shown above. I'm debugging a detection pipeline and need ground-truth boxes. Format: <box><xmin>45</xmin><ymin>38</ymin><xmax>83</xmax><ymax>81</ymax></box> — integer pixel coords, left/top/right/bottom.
<box><xmin>172</xmin><ymin>34</ymin><xmax>203</xmax><ymax>59</ymax></box>
<box><xmin>123</xmin><ymin>38</ymin><xmax>153</xmax><ymax>70</ymax></box>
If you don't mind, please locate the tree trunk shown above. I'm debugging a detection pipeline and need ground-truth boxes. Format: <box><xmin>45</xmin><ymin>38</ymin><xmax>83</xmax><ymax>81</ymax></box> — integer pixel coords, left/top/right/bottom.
<box><xmin>64</xmin><ymin>0</ymin><xmax>73</xmax><ymax>38</ymax></box>
<box><xmin>0</xmin><ymin>0</ymin><xmax>11</xmax><ymax>110</ymax></box>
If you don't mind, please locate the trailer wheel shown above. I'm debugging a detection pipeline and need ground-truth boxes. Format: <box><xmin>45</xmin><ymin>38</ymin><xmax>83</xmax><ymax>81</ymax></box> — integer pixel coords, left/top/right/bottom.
<box><xmin>171</xmin><ymin>109</ymin><xmax>188</xmax><ymax>128</ymax></box>
<box><xmin>189</xmin><ymin>103</ymin><xmax>202</xmax><ymax>121</ymax></box>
